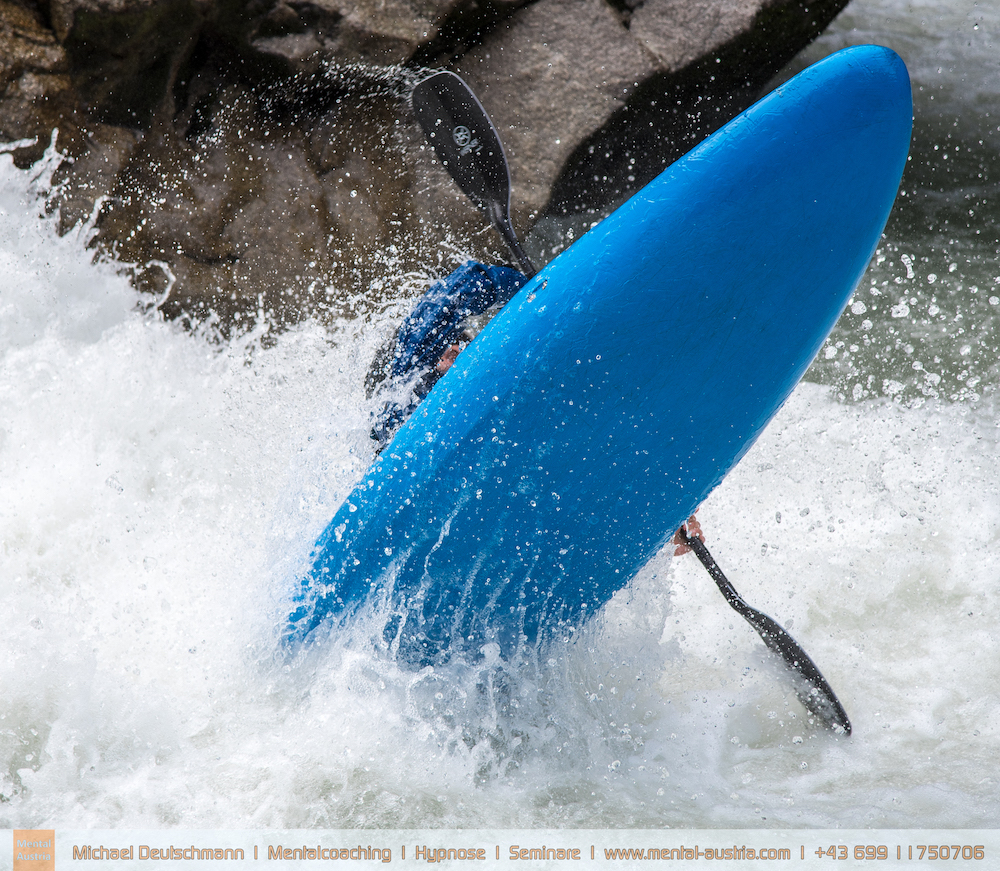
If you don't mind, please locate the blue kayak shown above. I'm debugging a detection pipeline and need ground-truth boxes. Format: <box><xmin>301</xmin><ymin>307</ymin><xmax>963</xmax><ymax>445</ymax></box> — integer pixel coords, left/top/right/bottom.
<box><xmin>287</xmin><ymin>45</ymin><xmax>912</xmax><ymax>663</ymax></box>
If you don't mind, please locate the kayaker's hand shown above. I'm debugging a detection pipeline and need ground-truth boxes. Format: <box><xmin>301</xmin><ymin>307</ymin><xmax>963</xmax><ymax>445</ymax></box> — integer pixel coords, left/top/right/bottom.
<box><xmin>435</xmin><ymin>343</ymin><xmax>463</xmax><ymax>374</ymax></box>
<box><xmin>672</xmin><ymin>511</ymin><xmax>704</xmax><ymax>556</ymax></box>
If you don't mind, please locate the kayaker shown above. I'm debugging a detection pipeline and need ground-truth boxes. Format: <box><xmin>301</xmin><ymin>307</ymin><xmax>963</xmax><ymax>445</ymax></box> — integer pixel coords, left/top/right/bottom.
<box><xmin>366</xmin><ymin>260</ymin><xmax>528</xmax><ymax>446</ymax></box>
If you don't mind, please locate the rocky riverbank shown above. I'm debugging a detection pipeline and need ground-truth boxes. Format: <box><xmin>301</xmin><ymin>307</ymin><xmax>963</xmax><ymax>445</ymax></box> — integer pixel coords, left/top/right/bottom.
<box><xmin>1</xmin><ymin>0</ymin><xmax>850</xmax><ymax>323</ymax></box>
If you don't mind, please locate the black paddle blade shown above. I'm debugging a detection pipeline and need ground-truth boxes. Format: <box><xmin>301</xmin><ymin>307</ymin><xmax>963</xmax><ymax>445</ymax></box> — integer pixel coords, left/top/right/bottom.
<box><xmin>681</xmin><ymin>532</ymin><xmax>852</xmax><ymax>735</ymax></box>
<box><xmin>411</xmin><ymin>71</ymin><xmax>536</xmax><ymax>276</ymax></box>
<box><xmin>412</xmin><ymin>71</ymin><xmax>511</xmax><ymax>228</ymax></box>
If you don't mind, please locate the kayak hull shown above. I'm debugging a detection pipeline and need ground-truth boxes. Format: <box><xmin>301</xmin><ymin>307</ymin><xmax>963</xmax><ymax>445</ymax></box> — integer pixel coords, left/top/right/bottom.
<box><xmin>288</xmin><ymin>45</ymin><xmax>912</xmax><ymax>663</ymax></box>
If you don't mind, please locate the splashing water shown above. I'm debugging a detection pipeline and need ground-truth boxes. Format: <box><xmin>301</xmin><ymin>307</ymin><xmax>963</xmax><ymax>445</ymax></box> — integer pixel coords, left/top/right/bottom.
<box><xmin>3</xmin><ymin>0</ymin><xmax>1000</xmax><ymax>831</ymax></box>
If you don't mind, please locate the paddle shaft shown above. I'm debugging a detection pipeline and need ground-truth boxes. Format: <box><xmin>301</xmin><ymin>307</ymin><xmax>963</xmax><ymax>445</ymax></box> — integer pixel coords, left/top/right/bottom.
<box><xmin>488</xmin><ymin>201</ymin><xmax>536</xmax><ymax>277</ymax></box>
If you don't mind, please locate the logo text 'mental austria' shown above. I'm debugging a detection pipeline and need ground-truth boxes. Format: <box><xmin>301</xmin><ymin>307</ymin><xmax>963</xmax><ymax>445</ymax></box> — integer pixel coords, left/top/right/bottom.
<box><xmin>14</xmin><ymin>830</ymin><xmax>54</xmax><ymax>871</ymax></box>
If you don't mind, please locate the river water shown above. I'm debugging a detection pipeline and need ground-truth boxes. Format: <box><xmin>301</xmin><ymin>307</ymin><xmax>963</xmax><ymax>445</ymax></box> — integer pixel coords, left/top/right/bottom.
<box><xmin>1</xmin><ymin>0</ymin><xmax>998</xmax><ymax>831</ymax></box>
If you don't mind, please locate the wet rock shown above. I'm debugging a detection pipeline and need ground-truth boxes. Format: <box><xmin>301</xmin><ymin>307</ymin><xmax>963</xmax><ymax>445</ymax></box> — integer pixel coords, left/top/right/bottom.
<box><xmin>548</xmin><ymin>0</ymin><xmax>855</xmax><ymax>218</ymax></box>
<box><xmin>250</xmin><ymin>0</ymin><xmax>467</xmax><ymax>68</ymax></box>
<box><xmin>0</xmin><ymin>0</ymin><xmax>851</xmax><ymax>323</ymax></box>
<box><xmin>455</xmin><ymin>0</ymin><xmax>656</xmax><ymax>228</ymax></box>
<box><xmin>630</xmin><ymin>0</ymin><xmax>765</xmax><ymax>72</ymax></box>
<box><xmin>0</xmin><ymin>0</ymin><xmax>74</xmax><ymax>164</ymax></box>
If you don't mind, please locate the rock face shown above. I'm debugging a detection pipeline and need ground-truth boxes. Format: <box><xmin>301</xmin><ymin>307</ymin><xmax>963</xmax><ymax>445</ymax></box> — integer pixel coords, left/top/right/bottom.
<box><xmin>456</xmin><ymin>0</ymin><xmax>658</xmax><ymax>225</ymax></box>
<box><xmin>0</xmin><ymin>0</ymin><xmax>851</xmax><ymax>323</ymax></box>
